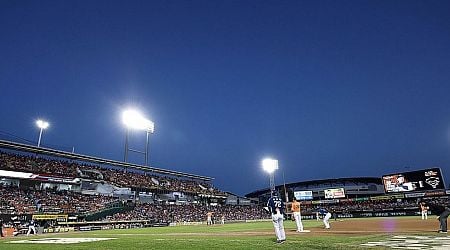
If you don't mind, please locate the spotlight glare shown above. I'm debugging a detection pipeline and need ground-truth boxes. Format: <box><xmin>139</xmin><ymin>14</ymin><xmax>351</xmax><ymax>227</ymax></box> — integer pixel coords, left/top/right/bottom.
<box><xmin>122</xmin><ymin>109</ymin><xmax>154</xmax><ymax>133</ymax></box>
<box><xmin>36</xmin><ymin>120</ymin><xmax>49</xmax><ymax>129</ymax></box>
<box><xmin>262</xmin><ymin>158</ymin><xmax>278</xmax><ymax>174</ymax></box>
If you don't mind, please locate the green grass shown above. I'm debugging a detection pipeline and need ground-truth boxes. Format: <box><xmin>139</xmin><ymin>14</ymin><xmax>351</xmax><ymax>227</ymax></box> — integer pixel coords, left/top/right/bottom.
<box><xmin>0</xmin><ymin>220</ymin><xmax>391</xmax><ymax>250</ymax></box>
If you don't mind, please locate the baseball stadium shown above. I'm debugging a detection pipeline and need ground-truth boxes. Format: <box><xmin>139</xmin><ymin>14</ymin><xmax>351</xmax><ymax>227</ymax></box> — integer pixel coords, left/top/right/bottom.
<box><xmin>0</xmin><ymin>139</ymin><xmax>449</xmax><ymax>249</ymax></box>
<box><xmin>2</xmin><ymin>2</ymin><xmax>450</xmax><ymax>249</ymax></box>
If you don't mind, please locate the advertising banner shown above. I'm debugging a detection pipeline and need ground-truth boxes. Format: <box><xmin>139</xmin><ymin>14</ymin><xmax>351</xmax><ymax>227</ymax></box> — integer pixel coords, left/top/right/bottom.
<box><xmin>324</xmin><ymin>188</ymin><xmax>345</xmax><ymax>199</ymax></box>
<box><xmin>294</xmin><ymin>190</ymin><xmax>313</xmax><ymax>200</ymax></box>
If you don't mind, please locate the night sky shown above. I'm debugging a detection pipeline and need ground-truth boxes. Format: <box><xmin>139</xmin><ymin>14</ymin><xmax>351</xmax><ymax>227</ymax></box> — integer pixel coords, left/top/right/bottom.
<box><xmin>1</xmin><ymin>1</ymin><xmax>450</xmax><ymax>195</ymax></box>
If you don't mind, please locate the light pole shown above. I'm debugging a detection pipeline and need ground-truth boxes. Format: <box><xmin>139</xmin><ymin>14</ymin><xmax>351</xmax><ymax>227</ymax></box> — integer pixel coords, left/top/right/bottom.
<box><xmin>282</xmin><ymin>170</ymin><xmax>288</xmax><ymax>203</ymax></box>
<box><xmin>36</xmin><ymin>119</ymin><xmax>49</xmax><ymax>147</ymax></box>
<box><xmin>124</xmin><ymin>127</ymin><xmax>129</xmax><ymax>162</ymax></box>
<box><xmin>122</xmin><ymin>109</ymin><xmax>155</xmax><ymax>166</ymax></box>
<box><xmin>145</xmin><ymin>130</ymin><xmax>150</xmax><ymax>165</ymax></box>
<box><xmin>262</xmin><ymin>158</ymin><xmax>279</xmax><ymax>197</ymax></box>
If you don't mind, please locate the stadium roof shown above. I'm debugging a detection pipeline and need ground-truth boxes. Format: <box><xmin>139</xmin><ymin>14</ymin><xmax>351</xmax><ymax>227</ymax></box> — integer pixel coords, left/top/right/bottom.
<box><xmin>0</xmin><ymin>139</ymin><xmax>213</xmax><ymax>181</ymax></box>
<box><xmin>245</xmin><ymin>177</ymin><xmax>382</xmax><ymax>197</ymax></box>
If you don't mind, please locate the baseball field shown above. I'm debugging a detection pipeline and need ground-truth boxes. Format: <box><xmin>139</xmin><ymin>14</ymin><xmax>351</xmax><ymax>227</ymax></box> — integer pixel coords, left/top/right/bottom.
<box><xmin>0</xmin><ymin>217</ymin><xmax>448</xmax><ymax>249</ymax></box>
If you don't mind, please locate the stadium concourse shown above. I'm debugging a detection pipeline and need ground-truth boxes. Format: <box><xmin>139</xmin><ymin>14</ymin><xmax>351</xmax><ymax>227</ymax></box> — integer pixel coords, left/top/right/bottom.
<box><xmin>1</xmin><ymin>142</ymin><xmax>449</xmax><ymax>237</ymax></box>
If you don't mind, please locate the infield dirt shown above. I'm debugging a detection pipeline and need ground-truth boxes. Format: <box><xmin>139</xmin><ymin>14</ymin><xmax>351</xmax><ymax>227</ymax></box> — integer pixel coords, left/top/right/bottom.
<box><xmin>290</xmin><ymin>217</ymin><xmax>439</xmax><ymax>236</ymax></box>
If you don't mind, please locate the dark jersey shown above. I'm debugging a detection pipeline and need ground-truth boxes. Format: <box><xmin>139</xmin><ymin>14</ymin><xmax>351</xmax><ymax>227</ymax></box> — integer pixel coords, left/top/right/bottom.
<box><xmin>267</xmin><ymin>196</ymin><xmax>285</xmax><ymax>215</ymax></box>
<box><xmin>318</xmin><ymin>208</ymin><xmax>329</xmax><ymax>215</ymax></box>
<box><xmin>428</xmin><ymin>203</ymin><xmax>446</xmax><ymax>215</ymax></box>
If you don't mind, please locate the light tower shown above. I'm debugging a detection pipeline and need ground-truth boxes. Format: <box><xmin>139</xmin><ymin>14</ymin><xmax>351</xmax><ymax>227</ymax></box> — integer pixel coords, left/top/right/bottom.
<box><xmin>122</xmin><ymin>109</ymin><xmax>155</xmax><ymax>166</ymax></box>
<box><xmin>36</xmin><ymin>119</ymin><xmax>49</xmax><ymax>147</ymax></box>
<box><xmin>262</xmin><ymin>158</ymin><xmax>279</xmax><ymax>197</ymax></box>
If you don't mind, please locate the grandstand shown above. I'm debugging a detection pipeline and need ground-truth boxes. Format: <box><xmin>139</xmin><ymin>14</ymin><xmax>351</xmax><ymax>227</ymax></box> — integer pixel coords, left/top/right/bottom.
<box><xmin>246</xmin><ymin>177</ymin><xmax>386</xmax><ymax>202</ymax></box>
<box><xmin>0</xmin><ymin>139</ymin><xmax>272</xmax><ymax>235</ymax></box>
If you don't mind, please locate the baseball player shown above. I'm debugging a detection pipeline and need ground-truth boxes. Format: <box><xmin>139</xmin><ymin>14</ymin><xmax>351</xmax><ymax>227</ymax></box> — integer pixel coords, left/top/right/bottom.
<box><xmin>27</xmin><ymin>219</ymin><xmax>36</xmax><ymax>236</ymax></box>
<box><xmin>319</xmin><ymin>208</ymin><xmax>332</xmax><ymax>229</ymax></box>
<box><xmin>267</xmin><ymin>192</ymin><xmax>286</xmax><ymax>244</ymax></box>
<box><xmin>420</xmin><ymin>202</ymin><xmax>428</xmax><ymax>220</ymax></box>
<box><xmin>206</xmin><ymin>211</ymin><xmax>214</xmax><ymax>225</ymax></box>
<box><xmin>291</xmin><ymin>197</ymin><xmax>304</xmax><ymax>232</ymax></box>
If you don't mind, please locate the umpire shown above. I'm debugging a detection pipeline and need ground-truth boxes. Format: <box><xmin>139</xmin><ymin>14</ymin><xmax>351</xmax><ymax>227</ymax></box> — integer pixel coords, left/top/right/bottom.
<box><xmin>426</xmin><ymin>201</ymin><xmax>450</xmax><ymax>233</ymax></box>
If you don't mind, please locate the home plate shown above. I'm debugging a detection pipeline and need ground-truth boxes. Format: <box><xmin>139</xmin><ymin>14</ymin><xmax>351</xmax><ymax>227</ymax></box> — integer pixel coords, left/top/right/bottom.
<box><xmin>9</xmin><ymin>238</ymin><xmax>116</xmax><ymax>244</ymax></box>
<box><xmin>298</xmin><ymin>230</ymin><xmax>311</xmax><ymax>233</ymax></box>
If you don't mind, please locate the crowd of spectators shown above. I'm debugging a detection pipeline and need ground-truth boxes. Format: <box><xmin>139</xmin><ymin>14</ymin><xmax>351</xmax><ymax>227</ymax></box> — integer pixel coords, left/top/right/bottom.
<box><xmin>0</xmin><ymin>152</ymin><xmax>78</xmax><ymax>177</ymax></box>
<box><xmin>105</xmin><ymin>198</ymin><xmax>431</xmax><ymax>224</ymax></box>
<box><xmin>0</xmin><ymin>151</ymin><xmax>225</xmax><ymax>196</ymax></box>
<box><xmin>299</xmin><ymin>199</ymin><xmax>424</xmax><ymax>215</ymax></box>
<box><xmin>0</xmin><ymin>185</ymin><xmax>118</xmax><ymax>215</ymax></box>
<box><xmin>105</xmin><ymin>203</ymin><xmax>270</xmax><ymax>223</ymax></box>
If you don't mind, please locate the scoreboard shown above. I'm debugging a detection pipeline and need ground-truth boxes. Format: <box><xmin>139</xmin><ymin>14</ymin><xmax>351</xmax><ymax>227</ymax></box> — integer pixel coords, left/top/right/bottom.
<box><xmin>382</xmin><ymin>168</ymin><xmax>445</xmax><ymax>193</ymax></box>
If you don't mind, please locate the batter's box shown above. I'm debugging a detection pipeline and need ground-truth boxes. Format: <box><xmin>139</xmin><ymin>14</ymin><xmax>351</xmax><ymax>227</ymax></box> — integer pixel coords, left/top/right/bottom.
<box><xmin>8</xmin><ymin>238</ymin><xmax>116</xmax><ymax>244</ymax></box>
<box><xmin>361</xmin><ymin>235</ymin><xmax>450</xmax><ymax>249</ymax></box>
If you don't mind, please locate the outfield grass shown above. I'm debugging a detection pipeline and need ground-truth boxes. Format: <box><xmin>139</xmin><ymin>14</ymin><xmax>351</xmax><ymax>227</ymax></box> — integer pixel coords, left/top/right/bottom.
<box><xmin>0</xmin><ymin>220</ymin><xmax>391</xmax><ymax>250</ymax></box>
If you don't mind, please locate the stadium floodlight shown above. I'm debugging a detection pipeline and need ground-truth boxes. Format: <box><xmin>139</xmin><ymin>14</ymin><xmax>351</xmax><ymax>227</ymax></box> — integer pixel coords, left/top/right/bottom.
<box><xmin>122</xmin><ymin>109</ymin><xmax>155</xmax><ymax>133</ymax></box>
<box><xmin>262</xmin><ymin>158</ymin><xmax>278</xmax><ymax>196</ymax></box>
<box><xmin>262</xmin><ymin>158</ymin><xmax>278</xmax><ymax>174</ymax></box>
<box><xmin>35</xmin><ymin>119</ymin><xmax>49</xmax><ymax>147</ymax></box>
<box><xmin>122</xmin><ymin>109</ymin><xmax>155</xmax><ymax>166</ymax></box>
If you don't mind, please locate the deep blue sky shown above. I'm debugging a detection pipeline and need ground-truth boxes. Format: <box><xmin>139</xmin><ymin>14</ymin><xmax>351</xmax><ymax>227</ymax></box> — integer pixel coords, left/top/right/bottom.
<box><xmin>1</xmin><ymin>1</ymin><xmax>450</xmax><ymax>195</ymax></box>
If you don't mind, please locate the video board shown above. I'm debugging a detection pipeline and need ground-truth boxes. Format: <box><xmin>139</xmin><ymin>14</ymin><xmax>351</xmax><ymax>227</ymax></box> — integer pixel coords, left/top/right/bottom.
<box><xmin>382</xmin><ymin>168</ymin><xmax>445</xmax><ymax>193</ymax></box>
<box><xmin>294</xmin><ymin>190</ymin><xmax>313</xmax><ymax>200</ymax></box>
<box><xmin>324</xmin><ymin>188</ymin><xmax>345</xmax><ymax>199</ymax></box>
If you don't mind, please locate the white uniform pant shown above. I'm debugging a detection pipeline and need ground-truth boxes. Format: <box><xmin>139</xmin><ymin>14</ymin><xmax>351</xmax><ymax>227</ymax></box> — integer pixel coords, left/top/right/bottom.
<box><xmin>272</xmin><ymin>213</ymin><xmax>286</xmax><ymax>241</ymax></box>
<box><xmin>421</xmin><ymin>211</ymin><xmax>428</xmax><ymax>220</ymax></box>
<box><xmin>323</xmin><ymin>212</ymin><xmax>331</xmax><ymax>229</ymax></box>
<box><xmin>27</xmin><ymin>225</ymin><xmax>36</xmax><ymax>236</ymax></box>
<box><xmin>207</xmin><ymin>217</ymin><xmax>212</xmax><ymax>225</ymax></box>
<box><xmin>293</xmin><ymin>212</ymin><xmax>303</xmax><ymax>231</ymax></box>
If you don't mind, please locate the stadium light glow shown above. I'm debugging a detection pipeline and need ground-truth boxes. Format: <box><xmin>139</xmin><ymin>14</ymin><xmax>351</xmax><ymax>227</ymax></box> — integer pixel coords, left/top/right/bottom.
<box><xmin>262</xmin><ymin>158</ymin><xmax>278</xmax><ymax>174</ymax></box>
<box><xmin>36</xmin><ymin>119</ymin><xmax>49</xmax><ymax>129</ymax></box>
<box><xmin>35</xmin><ymin>119</ymin><xmax>49</xmax><ymax>147</ymax></box>
<box><xmin>122</xmin><ymin>109</ymin><xmax>155</xmax><ymax>133</ymax></box>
